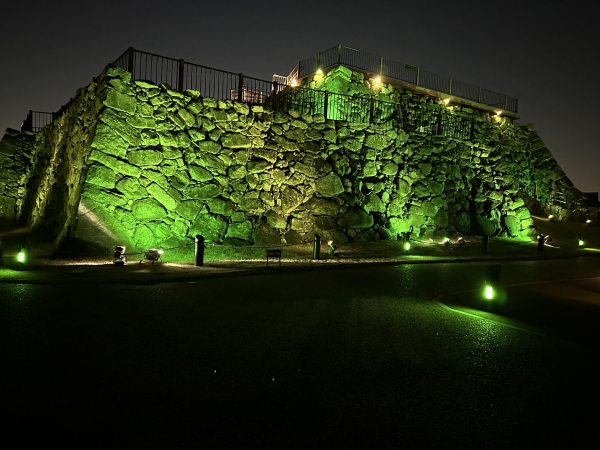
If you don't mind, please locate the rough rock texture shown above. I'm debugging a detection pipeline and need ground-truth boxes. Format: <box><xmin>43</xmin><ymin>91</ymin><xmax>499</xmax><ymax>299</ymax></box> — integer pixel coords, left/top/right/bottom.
<box><xmin>0</xmin><ymin>64</ymin><xmax>580</xmax><ymax>252</ymax></box>
<box><xmin>0</xmin><ymin>129</ymin><xmax>35</xmax><ymax>221</ymax></box>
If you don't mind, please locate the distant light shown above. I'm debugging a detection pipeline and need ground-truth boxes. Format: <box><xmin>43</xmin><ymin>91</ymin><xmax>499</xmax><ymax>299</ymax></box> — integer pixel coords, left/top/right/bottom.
<box><xmin>291</xmin><ymin>79</ymin><xmax>298</xmax><ymax>87</ymax></box>
<box><xmin>485</xmin><ymin>285</ymin><xmax>494</xmax><ymax>300</ymax></box>
<box><xmin>442</xmin><ymin>237</ymin><xmax>450</xmax><ymax>244</ymax></box>
<box><xmin>158</xmin><ymin>249</ymin><xmax>164</xmax><ymax>255</ymax></box>
<box><xmin>316</xmin><ymin>69</ymin><xmax>323</xmax><ymax>75</ymax></box>
<box><xmin>443</xmin><ymin>98</ymin><xmax>450</xmax><ymax>105</ymax></box>
<box><xmin>586</xmin><ymin>219</ymin><xmax>592</xmax><ymax>224</ymax></box>
<box><xmin>404</xmin><ymin>242</ymin><xmax>411</xmax><ymax>251</ymax></box>
<box><xmin>548</xmin><ymin>214</ymin><xmax>554</xmax><ymax>219</ymax></box>
<box><xmin>17</xmin><ymin>251</ymin><xmax>26</xmax><ymax>263</ymax></box>
<box><xmin>495</xmin><ymin>110</ymin><xmax>502</xmax><ymax>116</ymax></box>
<box><xmin>374</xmin><ymin>76</ymin><xmax>381</xmax><ymax>84</ymax></box>
<box><xmin>579</xmin><ymin>239</ymin><xmax>584</xmax><ymax>246</ymax></box>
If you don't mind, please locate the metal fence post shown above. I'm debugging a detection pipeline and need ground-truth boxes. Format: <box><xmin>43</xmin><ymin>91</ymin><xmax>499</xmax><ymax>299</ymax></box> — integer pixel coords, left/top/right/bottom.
<box><xmin>379</xmin><ymin>56</ymin><xmax>383</xmax><ymax>75</ymax></box>
<box><xmin>178</xmin><ymin>59</ymin><xmax>185</xmax><ymax>92</ymax></box>
<box><xmin>127</xmin><ymin>47</ymin><xmax>134</xmax><ymax>75</ymax></box>
<box><xmin>272</xmin><ymin>80</ymin><xmax>279</xmax><ymax>111</ymax></box>
<box><xmin>416</xmin><ymin>67</ymin><xmax>420</xmax><ymax>86</ymax></box>
<box><xmin>195</xmin><ymin>235</ymin><xmax>204</xmax><ymax>266</ymax></box>
<box><xmin>504</xmin><ymin>94</ymin><xmax>508</xmax><ymax>110</ymax></box>
<box><xmin>482</xmin><ymin>235</ymin><xmax>489</xmax><ymax>254</ymax></box>
<box><xmin>324</xmin><ymin>91</ymin><xmax>329</xmax><ymax>120</ymax></box>
<box><xmin>337</xmin><ymin>44</ymin><xmax>342</xmax><ymax>64</ymax></box>
<box><xmin>369</xmin><ymin>96</ymin><xmax>375</xmax><ymax>124</ymax></box>
<box><xmin>478</xmin><ymin>86</ymin><xmax>482</xmax><ymax>103</ymax></box>
<box><xmin>449</xmin><ymin>78</ymin><xmax>453</xmax><ymax>95</ymax></box>
<box><xmin>238</xmin><ymin>73</ymin><xmax>244</xmax><ymax>102</ymax></box>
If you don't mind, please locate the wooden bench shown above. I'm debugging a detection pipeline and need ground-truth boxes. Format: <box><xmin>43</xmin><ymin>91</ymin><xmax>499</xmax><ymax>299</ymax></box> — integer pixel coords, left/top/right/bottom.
<box><xmin>265</xmin><ymin>249</ymin><xmax>282</xmax><ymax>267</ymax></box>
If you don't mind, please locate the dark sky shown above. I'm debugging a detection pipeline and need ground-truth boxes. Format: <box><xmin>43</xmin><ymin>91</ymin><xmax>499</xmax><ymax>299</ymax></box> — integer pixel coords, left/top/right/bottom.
<box><xmin>1</xmin><ymin>0</ymin><xmax>598</xmax><ymax>193</ymax></box>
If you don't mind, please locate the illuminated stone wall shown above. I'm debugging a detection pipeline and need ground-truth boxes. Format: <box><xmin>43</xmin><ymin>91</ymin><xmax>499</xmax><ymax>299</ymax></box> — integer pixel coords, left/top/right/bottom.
<box><xmin>0</xmin><ymin>129</ymin><xmax>35</xmax><ymax>222</ymax></box>
<box><xmin>0</xmin><ymin>63</ymin><xmax>579</xmax><ymax>253</ymax></box>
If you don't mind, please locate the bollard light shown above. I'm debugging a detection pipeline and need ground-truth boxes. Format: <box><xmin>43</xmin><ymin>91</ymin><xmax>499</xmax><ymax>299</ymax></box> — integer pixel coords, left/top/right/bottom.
<box><xmin>483</xmin><ymin>264</ymin><xmax>501</xmax><ymax>301</ymax></box>
<box><xmin>17</xmin><ymin>249</ymin><xmax>26</xmax><ymax>263</ymax></box>
<box><xmin>404</xmin><ymin>241</ymin><xmax>411</xmax><ymax>252</ymax></box>
<box><xmin>579</xmin><ymin>239</ymin><xmax>584</xmax><ymax>247</ymax></box>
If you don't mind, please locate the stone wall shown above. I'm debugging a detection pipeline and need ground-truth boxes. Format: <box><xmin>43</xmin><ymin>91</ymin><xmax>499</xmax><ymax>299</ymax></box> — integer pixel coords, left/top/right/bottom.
<box><xmin>73</xmin><ymin>64</ymin><xmax>579</xmax><ymax>254</ymax></box>
<box><xmin>18</xmin><ymin>70</ymin><xmax>108</xmax><ymax>245</ymax></box>
<box><xmin>0</xmin><ymin>63</ymin><xmax>580</xmax><ymax>255</ymax></box>
<box><xmin>0</xmin><ymin>129</ymin><xmax>35</xmax><ymax>222</ymax></box>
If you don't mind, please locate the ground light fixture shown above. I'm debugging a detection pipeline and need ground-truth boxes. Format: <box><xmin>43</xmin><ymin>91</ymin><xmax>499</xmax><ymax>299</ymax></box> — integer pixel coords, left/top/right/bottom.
<box><xmin>114</xmin><ymin>246</ymin><xmax>127</xmax><ymax>266</ymax></box>
<box><xmin>16</xmin><ymin>248</ymin><xmax>26</xmax><ymax>264</ymax></box>
<box><xmin>578</xmin><ymin>238</ymin><xmax>584</xmax><ymax>247</ymax></box>
<box><xmin>327</xmin><ymin>240</ymin><xmax>337</xmax><ymax>255</ymax></box>
<box><xmin>483</xmin><ymin>264</ymin><xmax>501</xmax><ymax>302</ymax></box>
<box><xmin>142</xmin><ymin>248</ymin><xmax>163</xmax><ymax>264</ymax></box>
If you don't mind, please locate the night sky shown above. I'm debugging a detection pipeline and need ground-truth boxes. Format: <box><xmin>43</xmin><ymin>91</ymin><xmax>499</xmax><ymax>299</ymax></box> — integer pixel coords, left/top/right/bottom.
<box><xmin>1</xmin><ymin>1</ymin><xmax>598</xmax><ymax>193</ymax></box>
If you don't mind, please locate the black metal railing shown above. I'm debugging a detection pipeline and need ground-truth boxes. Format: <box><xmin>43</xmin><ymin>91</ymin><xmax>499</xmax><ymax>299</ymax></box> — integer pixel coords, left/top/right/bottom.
<box><xmin>21</xmin><ymin>110</ymin><xmax>54</xmax><ymax>132</ymax></box>
<box><xmin>295</xmin><ymin>45</ymin><xmax>518</xmax><ymax>113</ymax></box>
<box><xmin>113</xmin><ymin>48</ymin><xmax>282</xmax><ymax>105</ymax></box>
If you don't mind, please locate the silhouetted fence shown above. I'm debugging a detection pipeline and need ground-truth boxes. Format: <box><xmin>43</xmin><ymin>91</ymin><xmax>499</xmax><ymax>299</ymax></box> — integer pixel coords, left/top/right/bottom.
<box><xmin>112</xmin><ymin>48</ymin><xmax>282</xmax><ymax>104</ymax></box>
<box><xmin>21</xmin><ymin>110</ymin><xmax>54</xmax><ymax>132</ymax></box>
<box><xmin>296</xmin><ymin>45</ymin><xmax>518</xmax><ymax>113</ymax></box>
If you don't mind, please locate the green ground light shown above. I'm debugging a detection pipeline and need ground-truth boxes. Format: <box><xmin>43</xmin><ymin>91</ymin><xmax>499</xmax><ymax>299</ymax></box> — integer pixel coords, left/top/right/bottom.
<box><xmin>484</xmin><ymin>285</ymin><xmax>494</xmax><ymax>300</ymax></box>
<box><xmin>404</xmin><ymin>242</ymin><xmax>410</xmax><ymax>251</ymax></box>
<box><xmin>17</xmin><ymin>251</ymin><xmax>26</xmax><ymax>263</ymax></box>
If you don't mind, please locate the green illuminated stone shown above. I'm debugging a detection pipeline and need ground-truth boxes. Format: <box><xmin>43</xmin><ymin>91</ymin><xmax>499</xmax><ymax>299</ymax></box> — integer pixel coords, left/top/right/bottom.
<box><xmin>254</xmin><ymin>224</ymin><xmax>280</xmax><ymax>246</ymax></box>
<box><xmin>281</xmin><ymin>187</ymin><xmax>304</xmax><ymax>213</ymax></box>
<box><xmin>264</xmin><ymin>210</ymin><xmax>287</xmax><ymax>229</ymax></box>
<box><xmin>227</xmin><ymin>220</ymin><xmax>253</xmax><ymax>239</ymax></box>
<box><xmin>184</xmin><ymin>183</ymin><xmax>222</xmax><ymax>199</ymax></box>
<box><xmin>363</xmin><ymin>162</ymin><xmax>377</xmax><ymax>177</ymax></box>
<box><xmin>304</xmin><ymin>198</ymin><xmax>339</xmax><ymax>216</ymax></box>
<box><xmin>389</xmin><ymin>217</ymin><xmax>411</xmax><ymax>234</ymax></box>
<box><xmin>146</xmin><ymin>221</ymin><xmax>172</xmax><ymax>239</ymax></box>
<box><xmin>197</xmin><ymin>154</ymin><xmax>225</xmax><ymax>173</ymax></box>
<box><xmin>133</xmin><ymin>224</ymin><xmax>156</xmax><ymax>247</ymax></box>
<box><xmin>100</xmin><ymin>110</ymin><xmax>140</xmax><ymax>146</ymax></box>
<box><xmin>142</xmin><ymin>169</ymin><xmax>168</xmax><ymax>188</ymax></box>
<box><xmin>81</xmin><ymin>185</ymin><xmax>127</xmax><ymax>207</ymax></box>
<box><xmin>91</xmin><ymin>123</ymin><xmax>128</xmax><ymax>157</ymax></box>
<box><xmin>175</xmin><ymin>200</ymin><xmax>202</xmax><ymax>220</ymax></box>
<box><xmin>178</xmin><ymin>108</ymin><xmax>195</xmax><ymax>127</ymax></box>
<box><xmin>138</xmin><ymin>130</ymin><xmax>159</xmax><ymax>147</ymax></box>
<box><xmin>254</xmin><ymin>149</ymin><xmax>277</xmax><ymax>163</ymax></box>
<box><xmin>126</xmin><ymin>115</ymin><xmax>156</xmax><ymax>129</ymax></box>
<box><xmin>104</xmin><ymin>89</ymin><xmax>136</xmax><ymax>115</ymax></box>
<box><xmin>382</xmin><ymin>163</ymin><xmax>398</xmax><ymax>176</ymax></box>
<box><xmin>341</xmin><ymin>208</ymin><xmax>373</xmax><ymax>229</ymax></box>
<box><xmin>238</xmin><ymin>197</ymin><xmax>263</xmax><ymax>212</ymax></box>
<box><xmin>196</xmin><ymin>140</ymin><xmax>220</xmax><ymax>154</ymax></box>
<box><xmin>189</xmin><ymin>165</ymin><xmax>213</xmax><ymax>182</ymax></box>
<box><xmin>131</xmin><ymin>198</ymin><xmax>167</xmax><ymax>220</ymax></box>
<box><xmin>315</xmin><ymin>174</ymin><xmax>344</xmax><ymax>198</ymax></box>
<box><xmin>127</xmin><ymin>150</ymin><xmax>163</xmax><ymax>166</ymax></box>
<box><xmin>365</xmin><ymin>134</ymin><xmax>393</xmax><ymax>150</ymax></box>
<box><xmin>364</xmin><ymin>194</ymin><xmax>385</xmax><ymax>213</ymax></box>
<box><xmin>190</xmin><ymin>212</ymin><xmax>227</xmax><ymax>241</ymax></box>
<box><xmin>247</xmin><ymin>161</ymin><xmax>269</xmax><ymax>174</ymax></box>
<box><xmin>146</xmin><ymin>183</ymin><xmax>177</xmax><ymax>210</ymax></box>
<box><xmin>228</xmin><ymin>165</ymin><xmax>246</xmax><ymax>180</ymax></box>
<box><xmin>477</xmin><ymin>214</ymin><xmax>497</xmax><ymax>235</ymax></box>
<box><xmin>158</xmin><ymin>160</ymin><xmax>178</xmax><ymax>177</ymax></box>
<box><xmin>221</xmin><ymin>133</ymin><xmax>251</xmax><ymax>149</ymax></box>
<box><xmin>206</xmin><ymin>198</ymin><xmax>233</xmax><ymax>216</ymax></box>
<box><xmin>313</xmin><ymin>216</ymin><xmax>336</xmax><ymax>230</ymax></box>
<box><xmin>86</xmin><ymin>165</ymin><xmax>115</xmax><ymax>189</ymax></box>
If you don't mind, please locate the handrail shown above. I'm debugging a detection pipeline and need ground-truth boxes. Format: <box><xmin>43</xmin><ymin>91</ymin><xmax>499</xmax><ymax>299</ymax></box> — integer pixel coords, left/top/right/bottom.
<box><xmin>296</xmin><ymin>45</ymin><xmax>518</xmax><ymax>113</ymax></box>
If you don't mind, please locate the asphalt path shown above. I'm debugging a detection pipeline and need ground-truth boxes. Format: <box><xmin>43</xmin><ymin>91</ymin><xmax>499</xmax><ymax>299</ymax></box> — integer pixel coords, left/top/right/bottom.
<box><xmin>2</xmin><ymin>258</ymin><xmax>600</xmax><ymax>448</ymax></box>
